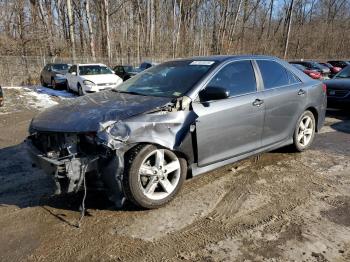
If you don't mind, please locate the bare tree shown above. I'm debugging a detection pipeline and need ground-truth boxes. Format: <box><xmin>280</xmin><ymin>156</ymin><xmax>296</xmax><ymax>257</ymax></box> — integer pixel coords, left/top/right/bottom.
<box><xmin>66</xmin><ymin>0</ymin><xmax>76</xmax><ymax>61</ymax></box>
<box><xmin>84</xmin><ymin>0</ymin><xmax>95</xmax><ymax>61</ymax></box>
<box><xmin>284</xmin><ymin>0</ymin><xmax>295</xmax><ymax>59</ymax></box>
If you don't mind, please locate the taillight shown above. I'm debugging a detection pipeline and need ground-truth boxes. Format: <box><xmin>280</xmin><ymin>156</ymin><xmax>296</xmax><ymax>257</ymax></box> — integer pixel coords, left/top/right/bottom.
<box><xmin>322</xmin><ymin>83</ymin><xmax>327</xmax><ymax>93</ymax></box>
<box><xmin>309</xmin><ymin>72</ymin><xmax>320</xmax><ymax>79</ymax></box>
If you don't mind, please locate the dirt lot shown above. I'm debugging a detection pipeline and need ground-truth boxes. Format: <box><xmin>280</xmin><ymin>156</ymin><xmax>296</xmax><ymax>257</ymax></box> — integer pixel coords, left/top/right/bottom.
<box><xmin>0</xmin><ymin>87</ymin><xmax>350</xmax><ymax>262</ymax></box>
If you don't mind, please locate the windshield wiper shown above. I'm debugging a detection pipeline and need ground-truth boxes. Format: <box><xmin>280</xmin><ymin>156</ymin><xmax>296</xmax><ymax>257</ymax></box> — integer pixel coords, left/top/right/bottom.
<box><xmin>111</xmin><ymin>90</ymin><xmax>147</xmax><ymax>96</ymax></box>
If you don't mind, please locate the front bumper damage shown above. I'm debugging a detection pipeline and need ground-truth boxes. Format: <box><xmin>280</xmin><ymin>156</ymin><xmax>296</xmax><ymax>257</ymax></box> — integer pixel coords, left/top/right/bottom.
<box><xmin>26</xmin><ymin>139</ymin><xmax>99</xmax><ymax>194</ymax></box>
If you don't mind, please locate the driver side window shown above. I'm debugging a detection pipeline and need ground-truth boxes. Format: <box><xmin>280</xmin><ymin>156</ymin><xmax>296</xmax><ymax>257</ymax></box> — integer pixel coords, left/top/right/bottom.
<box><xmin>207</xmin><ymin>60</ymin><xmax>257</xmax><ymax>97</ymax></box>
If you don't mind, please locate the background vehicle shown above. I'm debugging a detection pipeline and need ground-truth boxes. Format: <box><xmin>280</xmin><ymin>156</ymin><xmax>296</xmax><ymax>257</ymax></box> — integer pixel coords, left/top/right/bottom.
<box><xmin>324</xmin><ymin>65</ymin><xmax>350</xmax><ymax>108</ymax></box>
<box><xmin>327</xmin><ymin>60</ymin><xmax>350</xmax><ymax>69</ymax></box>
<box><xmin>28</xmin><ymin>55</ymin><xmax>326</xmax><ymax>209</ymax></box>
<box><xmin>113</xmin><ymin>65</ymin><xmax>139</xmax><ymax>81</ymax></box>
<box><xmin>0</xmin><ymin>86</ymin><xmax>3</xmax><ymax>107</ymax></box>
<box><xmin>40</xmin><ymin>63</ymin><xmax>70</xmax><ymax>89</ymax></box>
<box><xmin>139</xmin><ymin>61</ymin><xmax>158</xmax><ymax>71</ymax></box>
<box><xmin>290</xmin><ymin>63</ymin><xmax>322</xmax><ymax>79</ymax></box>
<box><xmin>66</xmin><ymin>63</ymin><xmax>122</xmax><ymax>95</ymax></box>
<box><xmin>318</xmin><ymin>62</ymin><xmax>342</xmax><ymax>77</ymax></box>
<box><xmin>289</xmin><ymin>61</ymin><xmax>330</xmax><ymax>79</ymax></box>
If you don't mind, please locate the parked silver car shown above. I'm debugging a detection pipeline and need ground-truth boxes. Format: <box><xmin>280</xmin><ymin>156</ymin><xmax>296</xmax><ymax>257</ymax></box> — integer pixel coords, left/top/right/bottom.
<box><xmin>40</xmin><ymin>63</ymin><xmax>70</xmax><ymax>89</ymax></box>
<box><xmin>27</xmin><ymin>55</ymin><xmax>327</xmax><ymax>209</ymax></box>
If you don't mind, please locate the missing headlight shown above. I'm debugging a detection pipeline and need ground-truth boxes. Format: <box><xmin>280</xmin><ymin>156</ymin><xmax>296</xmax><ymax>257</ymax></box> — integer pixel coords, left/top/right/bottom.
<box><xmin>109</xmin><ymin>121</ymin><xmax>130</xmax><ymax>141</ymax></box>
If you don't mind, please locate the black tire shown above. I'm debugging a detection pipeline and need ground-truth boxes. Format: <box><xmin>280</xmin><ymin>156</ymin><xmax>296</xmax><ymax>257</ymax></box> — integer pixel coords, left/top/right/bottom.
<box><xmin>65</xmin><ymin>80</ymin><xmax>71</xmax><ymax>92</ymax></box>
<box><xmin>292</xmin><ymin>110</ymin><xmax>316</xmax><ymax>152</ymax></box>
<box><xmin>78</xmin><ymin>84</ymin><xmax>84</xmax><ymax>96</ymax></box>
<box><xmin>123</xmin><ymin>144</ymin><xmax>187</xmax><ymax>209</ymax></box>
<box><xmin>51</xmin><ymin>79</ymin><xmax>56</xmax><ymax>89</ymax></box>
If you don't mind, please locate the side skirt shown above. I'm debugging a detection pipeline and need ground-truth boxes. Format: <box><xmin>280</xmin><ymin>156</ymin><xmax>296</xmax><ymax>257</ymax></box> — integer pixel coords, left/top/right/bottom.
<box><xmin>190</xmin><ymin>138</ymin><xmax>293</xmax><ymax>177</ymax></box>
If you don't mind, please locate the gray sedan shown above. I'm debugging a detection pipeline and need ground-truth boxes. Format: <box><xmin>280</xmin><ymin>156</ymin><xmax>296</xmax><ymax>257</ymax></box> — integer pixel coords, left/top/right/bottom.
<box><xmin>40</xmin><ymin>63</ymin><xmax>70</xmax><ymax>89</ymax></box>
<box><xmin>27</xmin><ymin>55</ymin><xmax>326</xmax><ymax>209</ymax></box>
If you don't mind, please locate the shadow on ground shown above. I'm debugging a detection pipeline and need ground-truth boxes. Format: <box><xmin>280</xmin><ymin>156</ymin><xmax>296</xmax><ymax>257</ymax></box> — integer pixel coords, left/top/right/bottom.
<box><xmin>0</xmin><ymin>142</ymin><xmax>120</xmax><ymax>215</ymax></box>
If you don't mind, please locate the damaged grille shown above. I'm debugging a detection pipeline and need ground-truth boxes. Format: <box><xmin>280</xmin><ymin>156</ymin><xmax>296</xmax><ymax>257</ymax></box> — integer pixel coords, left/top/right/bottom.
<box><xmin>29</xmin><ymin>131</ymin><xmax>112</xmax><ymax>160</ymax></box>
<box><xmin>30</xmin><ymin>132</ymin><xmax>79</xmax><ymax>158</ymax></box>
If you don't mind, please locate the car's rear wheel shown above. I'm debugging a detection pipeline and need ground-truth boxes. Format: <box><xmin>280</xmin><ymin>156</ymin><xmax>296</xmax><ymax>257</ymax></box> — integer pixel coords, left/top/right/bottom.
<box><xmin>293</xmin><ymin>110</ymin><xmax>316</xmax><ymax>151</ymax></box>
<box><xmin>123</xmin><ymin>145</ymin><xmax>187</xmax><ymax>209</ymax></box>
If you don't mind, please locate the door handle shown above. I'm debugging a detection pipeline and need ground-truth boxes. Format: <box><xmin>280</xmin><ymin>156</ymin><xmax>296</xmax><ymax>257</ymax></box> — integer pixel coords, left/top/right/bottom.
<box><xmin>252</xmin><ymin>99</ymin><xmax>264</xmax><ymax>107</ymax></box>
<box><xmin>298</xmin><ymin>89</ymin><xmax>306</xmax><ymax>96</ymax></box>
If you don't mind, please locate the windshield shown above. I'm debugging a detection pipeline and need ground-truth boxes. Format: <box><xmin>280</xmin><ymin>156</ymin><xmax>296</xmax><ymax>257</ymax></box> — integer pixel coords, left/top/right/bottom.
<box><xmin>79</xmin><ymin>65</ymin><xmax>113</xmax><ymax>76</ymax></box>
<box><xmin>114</xmin><ymin>60</ymin><xmax>217</xmax><ymax>98</ymax></box>
<box><xmin>52</xmin><ymin>64</ymin><xmax>69</xmax><ymax>71</ymax></box>
<box><xmin>334</xmin><ymin>66</ymin><xmax>350</xmax><ymax>79</ymax></box>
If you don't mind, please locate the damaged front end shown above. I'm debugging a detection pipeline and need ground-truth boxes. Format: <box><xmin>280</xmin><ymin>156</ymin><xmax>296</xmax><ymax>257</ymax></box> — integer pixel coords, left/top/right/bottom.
<box><xmin>27</xmin><ymin>132</ymin><xmax>112</xmax><ymax>194</ymax></box>
<box><xmin>27</xmin><ymin>96</ymin><xmax>196</xmax><ymax>208</ymax></box>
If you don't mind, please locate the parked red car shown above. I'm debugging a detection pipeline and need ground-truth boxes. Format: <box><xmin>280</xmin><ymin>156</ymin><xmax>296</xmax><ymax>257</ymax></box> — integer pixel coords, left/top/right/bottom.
<box><xmin>319</xmin><ymin>62</ymin><xmax>342</xmax><ymax>76</ymax></box>
<box><xmin>291</xmin><ymin>63</ymin><xmax>321</xmax><ymax>79</ymax></box>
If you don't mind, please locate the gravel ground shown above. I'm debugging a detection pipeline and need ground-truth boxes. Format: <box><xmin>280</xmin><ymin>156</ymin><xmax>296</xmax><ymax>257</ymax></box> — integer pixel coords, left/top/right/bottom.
<box><xmin>0</xmin><ymin>87</ymin><xmax>349</xmax><ymax>261</ymax></box>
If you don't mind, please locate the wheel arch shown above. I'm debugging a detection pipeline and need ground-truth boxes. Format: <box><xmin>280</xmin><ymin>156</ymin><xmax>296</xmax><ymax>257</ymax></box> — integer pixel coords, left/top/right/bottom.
<box><xmin>304</xmin><ymin>106</ymin><xmax>319</xmax><ymax>132</ymax></box>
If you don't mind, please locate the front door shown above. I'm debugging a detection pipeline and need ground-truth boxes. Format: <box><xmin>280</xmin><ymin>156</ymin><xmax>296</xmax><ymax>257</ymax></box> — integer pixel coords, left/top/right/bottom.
<box><xmin>192</xmin><ymin>60</ymin><xmax>265</xmax><ymax>167</ymax></box>
<box><xmin>67</xmin><ymin>65</ymin><xmax>78</xmax><ymax>91</ymax></box>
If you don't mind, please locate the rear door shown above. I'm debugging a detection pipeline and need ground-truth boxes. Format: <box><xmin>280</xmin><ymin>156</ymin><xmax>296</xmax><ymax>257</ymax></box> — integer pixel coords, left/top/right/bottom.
<box><xmin>256</xmin><ymin>60</ymin><xmax>305</xmax><ymax>147</ymax></box>
<box><xmin>192</xmin><ymin>60</ymin><xmax>265</xmax><ymax>167</ymax></box>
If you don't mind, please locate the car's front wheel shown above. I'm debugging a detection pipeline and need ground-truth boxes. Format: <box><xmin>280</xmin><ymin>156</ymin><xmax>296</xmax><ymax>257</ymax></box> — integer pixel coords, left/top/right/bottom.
<box><xmin>51</xmin><ymin>79</ymin><xmax>56</xmax><ymax>89</ymax></box>
<box><xmin>78</xmin><ymin>84</ymin><xmax>84</xmax><ymax>96</ymax></box>
<box><xmin>293</xmin><ymin>110</ymin><xmax>316</xmax><ymax>151</ymax></box>
<box><xmin>123</xmin><ymin>145</ymin><xmax>187</xmax><ymax>209</ymax></box>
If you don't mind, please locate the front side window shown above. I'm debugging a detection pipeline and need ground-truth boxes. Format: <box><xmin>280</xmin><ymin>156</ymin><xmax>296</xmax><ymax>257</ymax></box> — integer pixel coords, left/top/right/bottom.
<box><xmin>257</xmin><ymin>60</ymin><xmax>291</xmax><ymax>89</ymax></box>
<box><xmin>207</xmin><ymin>60</ymin><xmax>257</xmax><ymax>97</ymax></box>
<box><xmin>115</xmin><ymin>60</ymin><xmax>217</xmax><ymax>98</ymax></box>
<box><xmin>69</xmin><ymin>65</ymin><xmax>77</xmax><ymax>74</ymax></box>
<box><xmin>79</xmin><ymin>65</ymin><xmax>113</xmax><ymax>76</ymax></box>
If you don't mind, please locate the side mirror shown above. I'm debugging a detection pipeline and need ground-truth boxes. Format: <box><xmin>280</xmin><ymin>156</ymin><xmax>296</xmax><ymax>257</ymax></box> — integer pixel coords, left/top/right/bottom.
<box><xmin>112</xmin><ymin>70</ymin><xmax>115</xmax><ymax>74</ymax></box>
<box><xmin>199</xmin><ymin>86</ymin><xmax>230</xmax><ymax>102</ymax></box>
<box><xmin>71</xmin><ymin>72</ymin><xmax>77</xmax><ymax>76</ymax></box>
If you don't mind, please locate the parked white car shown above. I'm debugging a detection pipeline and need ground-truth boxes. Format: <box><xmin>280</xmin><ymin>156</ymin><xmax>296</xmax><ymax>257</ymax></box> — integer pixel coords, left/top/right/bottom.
<box><xmin>66</xmin><ymin>63</ymin><xmax>123</xmax><ymax>95</ymax></box>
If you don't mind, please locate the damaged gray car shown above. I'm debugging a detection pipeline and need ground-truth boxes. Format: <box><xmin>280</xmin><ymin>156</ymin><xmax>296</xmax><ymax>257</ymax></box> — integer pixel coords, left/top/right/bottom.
<box><xmin>27</xmin><ymin>55</ymin><xmax>327</xmax><ymax>209</ymax></box>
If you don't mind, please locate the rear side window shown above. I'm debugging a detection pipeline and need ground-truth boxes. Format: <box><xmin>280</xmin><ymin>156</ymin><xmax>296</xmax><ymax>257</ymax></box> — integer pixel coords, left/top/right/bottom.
<box><xmin>207</xmin><ymin>60</ymin><xmax>257</xmax><ymax>97</ymax></box>
<box><xmin>257</xmin><ymin>60</ymin><xmax>297</xmax><ymax>89</ymax></box>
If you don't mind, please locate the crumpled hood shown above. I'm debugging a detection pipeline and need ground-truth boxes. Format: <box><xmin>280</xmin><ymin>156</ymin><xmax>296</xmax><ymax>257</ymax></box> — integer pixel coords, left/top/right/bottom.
<box><xmin>30</xmin><ymin>90</ymin><xmax>172</xmax><ymax>132</ymax></box>
<box><xmin>324</xmin><ymin>79</ymin><xmax>350</xmax><ymax>90</ymax></box>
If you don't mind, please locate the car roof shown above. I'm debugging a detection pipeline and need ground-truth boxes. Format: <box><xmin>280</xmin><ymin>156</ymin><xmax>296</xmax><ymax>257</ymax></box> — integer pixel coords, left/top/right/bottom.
<box><xmin>173</xmin><ymin>54</ymin><xmax>280</xmax><ymax>63</ymax></box>
<box><xmin>76</xmin><ymin>63</ymin><xmax>107</xmax><ymax>66</ymax></box>
<box><xmin>47</xmin><ymin>63</ymin><xmax>70</xmax><ymax>65</ymax></box>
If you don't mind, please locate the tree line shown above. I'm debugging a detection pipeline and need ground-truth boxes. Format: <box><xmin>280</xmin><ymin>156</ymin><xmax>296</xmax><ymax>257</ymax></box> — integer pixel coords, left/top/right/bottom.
<box><xmin>0</xmin><ymin>0</ymin><xmax>350</xmax><ymax>64</ymax></box>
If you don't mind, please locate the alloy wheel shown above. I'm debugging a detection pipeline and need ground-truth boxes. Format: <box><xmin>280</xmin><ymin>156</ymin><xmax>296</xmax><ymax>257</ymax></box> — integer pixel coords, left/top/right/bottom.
<box><xmin>297</xmin><ymin>115</ymin><xmax>314</xmax><ymax>147</ymax></box>
<box><xmin>138</xmin><ymin>149</ymin><xmax>181</xmax><ymax>201</ymax></box>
